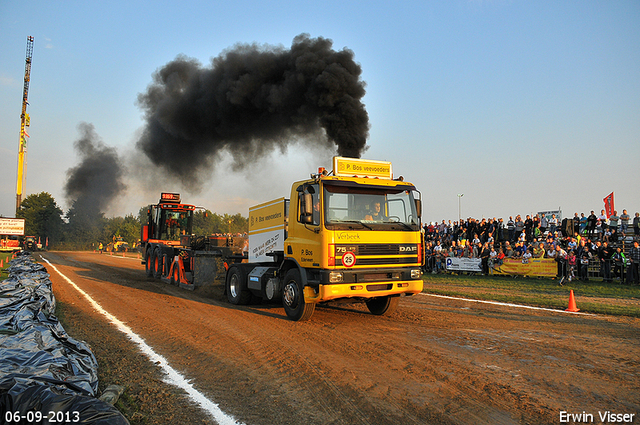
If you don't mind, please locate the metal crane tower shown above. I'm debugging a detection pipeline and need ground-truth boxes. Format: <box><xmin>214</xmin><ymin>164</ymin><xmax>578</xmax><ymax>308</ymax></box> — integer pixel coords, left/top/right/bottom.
<box><xmin>15</xmin><ymin>36</ymin><xmax>34</xmax><ymax>214</ymax></box>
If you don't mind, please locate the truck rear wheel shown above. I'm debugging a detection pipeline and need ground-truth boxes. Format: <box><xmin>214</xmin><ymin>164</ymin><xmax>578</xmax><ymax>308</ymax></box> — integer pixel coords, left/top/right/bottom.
<box><xmin>145</xmin><ymin>249</ymin><xmax>153</xmax><ymax>278</ymax></box>
<box><xmin>226</xmin><ymin>267</ymin><xmax>251</xmax><ymax>305</ymax></box>
<box><xmin>366</xmin><ymin>295</ymin><xmax>399</xmax><ymax>316</ymax></box>
<box><xmin>170</xmin><ymin>260</ymin><xmax>179</xmax><ymax>286</ymax></box>
<box><xmin>163</xmin><ymin>254</ymin><xmax>170</xmax><ymax>276</ymax></box>
<box><xmin>153</xmin><ymin>248</ymin><xmax>163</xmax><ymax>279</ymax></box>
<box><xmin>282</xmin><ymin>269</ymin><xmax>315</xmax><ymax>321</ymax></box>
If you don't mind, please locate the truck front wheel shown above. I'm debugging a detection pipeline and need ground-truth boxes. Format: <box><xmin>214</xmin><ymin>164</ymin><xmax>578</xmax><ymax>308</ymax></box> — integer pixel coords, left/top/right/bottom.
<box><xmin>145</xmin><ymin>249</ymin><xmax>153</xmax><ymax>277</ymax></box>
<box><xmin>226</xmin><ymin>267</ymin><xmax>251</xmax><ymax>305</ymax></box>
<box><xmin>366</xmin><ymin>295</ymin><xmax>400</xmax><ymax>316</ymax></box>
<box><xmin>153</xmin><ymin>248</ymin><xmax>163</xmax><ymax>279</ymax></box>
<box><xmin>282</xmin><ymin>269</ymin><xmax>315</xmax><ymax>321</ymax></box>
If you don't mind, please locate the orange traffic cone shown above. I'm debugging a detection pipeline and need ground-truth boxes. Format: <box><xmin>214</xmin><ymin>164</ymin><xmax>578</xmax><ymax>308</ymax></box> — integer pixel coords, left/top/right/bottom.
<box><xmin>565</xmin><ymin>290</ymin><xmax>580</xmax><ymax>312</ymax></box>
<box><xmin>0</xmin><ymin>259</ymin><xmax>3</xmax><ymax>268</ymax></box>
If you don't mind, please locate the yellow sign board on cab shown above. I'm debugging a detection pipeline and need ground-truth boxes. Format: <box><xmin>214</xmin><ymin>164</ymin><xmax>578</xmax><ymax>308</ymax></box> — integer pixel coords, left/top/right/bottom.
<box><xmin>333</xmin><ymin>157</ymin><xmax>393</xmax><ymax>179</ymax></box>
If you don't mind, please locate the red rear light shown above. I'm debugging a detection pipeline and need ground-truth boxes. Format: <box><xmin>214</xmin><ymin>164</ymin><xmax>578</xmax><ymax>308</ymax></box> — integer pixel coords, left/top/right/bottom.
<box><xmin>328</xmin><ymin>244</ymin><xmax>335</xmax><ymax>266</ymax></box>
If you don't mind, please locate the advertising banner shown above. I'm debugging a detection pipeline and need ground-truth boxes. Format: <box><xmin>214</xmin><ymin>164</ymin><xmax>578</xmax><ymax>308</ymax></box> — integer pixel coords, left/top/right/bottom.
<box><xmin>492</xmin><ymin>258</ymin><xmax>557</xmax><ymax>277</ymax></box>
<box><xmin>446</xmin><ymin>257</ymin><xmax>482</xmax><ymax>272</ymax></box>
<box><xmin>537</xmin><ymin>210</ymin><xmax>562</xmax><ymax>223</ymax></box>
<box><xmin>0</xmin><ymin>218</ymin><xmax>25</xmax><ymax>236</ymax></box>
<box><xmin>249</xmin><ymin>198</ymin><xmax>286</xmax><ymax>262</ymax></box>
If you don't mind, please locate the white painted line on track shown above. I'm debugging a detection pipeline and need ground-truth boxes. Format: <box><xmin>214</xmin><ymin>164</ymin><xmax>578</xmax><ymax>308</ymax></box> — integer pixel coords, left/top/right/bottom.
<box><xmin>419</xmin><ymin>292</ymin><xmax>592</xmax><ymax>315</ymax></box>
<box><xmin>42</xmin><ymin>257</ymin><xmax>245</xmax><ymax>425</ymax></box>
<box><xmin>101</xmin><ymin>253</ymin><xmax>141</xmax><ymax>261</ymax></box>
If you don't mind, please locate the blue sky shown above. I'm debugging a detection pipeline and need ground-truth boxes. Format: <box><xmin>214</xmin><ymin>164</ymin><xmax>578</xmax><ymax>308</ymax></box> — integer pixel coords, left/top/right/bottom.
<box><xmin>1</xmin><ymin>1</ymin><xmax>639</xmax><ymax>223</ymax></box>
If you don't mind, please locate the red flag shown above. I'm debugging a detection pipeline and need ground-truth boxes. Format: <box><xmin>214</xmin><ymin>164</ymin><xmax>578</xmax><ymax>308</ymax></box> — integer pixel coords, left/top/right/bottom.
<box><xmin>603</xmin><ymin>192</ymin><xmax>614</xmax><ymax>218</ymax></box>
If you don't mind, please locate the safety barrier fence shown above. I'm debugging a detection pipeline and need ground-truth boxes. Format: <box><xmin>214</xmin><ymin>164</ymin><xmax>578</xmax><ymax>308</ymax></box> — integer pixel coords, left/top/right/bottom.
<box><xmin>425</xmin><ymin>256</ymin><xmax>637</xmax><ymax>282</ymax></box>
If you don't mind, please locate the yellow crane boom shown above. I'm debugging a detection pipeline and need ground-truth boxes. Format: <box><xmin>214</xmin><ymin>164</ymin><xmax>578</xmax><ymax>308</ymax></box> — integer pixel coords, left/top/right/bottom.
<box><xmin>16</xmin><ymin>36</ymin><xmax>34</xmax><ymax>214</ymax></box>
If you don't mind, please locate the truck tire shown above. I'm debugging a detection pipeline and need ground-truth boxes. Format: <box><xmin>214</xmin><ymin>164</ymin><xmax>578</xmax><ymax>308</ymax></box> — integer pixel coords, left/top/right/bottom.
<box><xmin>365</xmin><ymin>295</ymin><xmax>399</xmax><ymax>316</ymax></box>
<box><xmin>282</xmin><ymin>269</ymin><xmax>315</xmax><ymax>321</ymax></box>
<box><xmin>145</xmin><ymin>249</ymin><xmax>153</xmax><ymax>278</ymax></box>
<box><xmin>226</xmin><ymin>267</ymin><xmax>251</xmax><ymax>305</ymax></box>
<box><xmin>163</xmin><ymin>254</ymin><xmax>170</xmax><ymax>276</ymax></box>
<box><xmin>170</xmin><ymin>261</ymin><xmax>179</xmax><ymax>286</ymax></box>
<box><xmin>153</xmin><ymin>248</ymin><xmax>163</xmax><ymax>279</ymax></box>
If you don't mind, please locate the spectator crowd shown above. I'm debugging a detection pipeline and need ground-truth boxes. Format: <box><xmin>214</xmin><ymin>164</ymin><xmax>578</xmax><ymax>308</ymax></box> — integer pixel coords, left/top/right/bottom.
<box><xmin>422</xmin><ymin>209</ymin><xmax>640</xmax><ymax>285</ymax></box>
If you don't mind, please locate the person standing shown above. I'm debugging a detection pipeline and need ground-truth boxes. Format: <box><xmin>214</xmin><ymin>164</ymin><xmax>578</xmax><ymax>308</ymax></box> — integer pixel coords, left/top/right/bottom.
<box><xmin>587</xmin><ymin>211</ymin><xmax>598</xmax><ymax>240</ymax></box>
<box><xmin>540</xmin><ymin>214</ymin><xmax>548</xmax><ymax>235</ymax></box>
<box><xmin>620</xmin><ymin>209</ymin><xmax>631</xmax><ymax>236</ymax></box>
<box><xmin>609</xmin><ymin>211</ymin><xmax>620</xmax><ymax>234</ymax></box>
<box><xmin>514</xmin><ymin>215</ymin><xmax>524</xmax><ymax>242</ymax></box>
<box><xmin>524</xmin><ymin>215</ymin><xmax>534</xmax><ymax>242</ymax></box>
<box><xmin>507</xmin><ymin>216</ymin><xmax>515</xmax><ymax>242</ymax></box>
<box><xmin>579</xmin><ymin>213</ymin><xmax>587</xmax><ymax>236</ymax></box>
<box><xmin>629</xmin><ymin>240</ymin><xmax>640</xmax><ymax>285</ymax></box>
<box><xmin>549</xmin><ymin>214</ymin><xmax>558</xmax><ymax>235</ymax></box>
<box><xmin>599</xmin><ymin>241</ymin><xmax>614</xmax><ymax>282</ymax></box>
<box><xmin>598</xmin><ymin>209</ymin><xmax>608</xmax><ymax>238</ymax></box>
<box><xmin>611</xmin><ymin>247</ymin><xmax>627</xmax><ymax>284</ymax></box>
<box><xmin>580</xmin><ymin>246</ymin><xmax>592</xmax><ymax>281</ymax></box>
<box><xmin>480</xmin><ymin>242</ymin><xmax>491</xmax><ymax>275</ymax></box>
<box><xmin>555</xmin><ymin>245</ymin><xmax>568</xmax><ymax>284</ymax></box>
<box><xmin>634</xmin><ymin>212</ymin><xmax>640</xmax><ymax>238</ymax></box>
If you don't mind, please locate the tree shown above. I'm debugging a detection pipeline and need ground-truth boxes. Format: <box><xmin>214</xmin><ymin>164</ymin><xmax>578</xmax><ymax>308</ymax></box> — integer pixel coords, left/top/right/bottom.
<box><xmin>64</xmin><ymin>198</ymin><xmax>105</xmax><ymax>250</ymax></box>
<box><xmin>16</xmin><ymin>192</ymin><xmax>64</xmax><ymax>248</ymax></box>
<box><xmin>101</xmin><ymin>214</ymin><xmax>140</xmax><ymax>247</ymax></box>
<box><xmin>192</xmin><ymin>210</ymin><xmax>247</xmax><ymax>235</ymax></box>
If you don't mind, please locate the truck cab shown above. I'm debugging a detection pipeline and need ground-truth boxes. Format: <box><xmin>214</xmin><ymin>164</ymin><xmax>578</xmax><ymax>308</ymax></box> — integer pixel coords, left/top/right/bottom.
<box><xmin>227</xmin><ymin>157</ymin><xmax>424</xmax><ymax>321</ymax></box>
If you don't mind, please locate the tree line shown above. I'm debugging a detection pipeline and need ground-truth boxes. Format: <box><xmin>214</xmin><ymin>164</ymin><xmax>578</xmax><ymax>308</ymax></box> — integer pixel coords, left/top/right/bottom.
<box><xmin>11</xmin><ymin>192</ymin><xmax>248</xmax><ymax>250</ymax></box>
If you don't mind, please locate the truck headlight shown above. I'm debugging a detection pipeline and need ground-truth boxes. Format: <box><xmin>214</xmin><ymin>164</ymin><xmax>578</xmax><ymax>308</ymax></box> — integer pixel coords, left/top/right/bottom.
<box><xmin>329</xmin><ymin>272</ymin><xmax>344</xmax><ymax>283</ymax></box>
<box><xmin>410</xmin><ymin>269</ymin><xmax>422</xmax><ymax>279</ymax></box>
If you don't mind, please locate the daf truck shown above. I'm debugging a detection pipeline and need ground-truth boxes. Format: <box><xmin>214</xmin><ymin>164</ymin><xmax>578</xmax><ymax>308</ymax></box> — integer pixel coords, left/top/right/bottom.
<box><xmin>225</xmin><ymin>156</ymin><xmax>424</xmax><ymax>321</ymax></box>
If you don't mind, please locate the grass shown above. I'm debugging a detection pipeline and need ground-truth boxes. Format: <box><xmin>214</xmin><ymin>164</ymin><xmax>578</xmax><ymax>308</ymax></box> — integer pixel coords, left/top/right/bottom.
<box><xmin>422</xmin><ymin>272</ymin><xmax>640</xmax><ymax>317</ymax></box>
<box><xmin>0</xmin><ymin>251</ymin><xmax>16</xmax><ymax>281</ymax></box>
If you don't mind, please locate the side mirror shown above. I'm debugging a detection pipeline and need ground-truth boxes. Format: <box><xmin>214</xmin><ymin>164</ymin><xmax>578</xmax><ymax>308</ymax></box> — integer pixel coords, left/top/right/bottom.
<box><xmin>415</xmin><ymin>199</ymin><xmax>422</xmax><ymax>219</ymax></box>
<box><xmin>301</xmin><ymin>192</ymin><xmax>313</xmax><ymax>223</ymax></box>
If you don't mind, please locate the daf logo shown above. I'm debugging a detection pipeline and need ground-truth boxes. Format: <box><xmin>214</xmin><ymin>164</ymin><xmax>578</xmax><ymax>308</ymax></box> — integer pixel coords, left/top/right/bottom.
<box><xmin>399</xmin><ymin>245</ymin><xmax>417</xmax><ymax>252</ymax></box>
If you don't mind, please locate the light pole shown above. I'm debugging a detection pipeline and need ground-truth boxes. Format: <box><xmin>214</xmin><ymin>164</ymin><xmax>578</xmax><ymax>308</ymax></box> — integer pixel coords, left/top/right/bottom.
<box><xmin>457</xmin><ymin>193</ymin><xmax>464</xmax><ymax>223</ymax></box>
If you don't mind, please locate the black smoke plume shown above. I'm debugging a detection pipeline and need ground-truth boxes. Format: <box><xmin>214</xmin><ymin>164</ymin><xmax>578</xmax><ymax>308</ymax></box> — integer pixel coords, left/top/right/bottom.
<box><xmin>64</xmin><ymin>123</ymin><xmax>126</xmax><ymax>220</ymax></box>
<box><xmin>136</xmin><ymin>34</ymin><xmax>369</xmax><ymax>188</ymax></box>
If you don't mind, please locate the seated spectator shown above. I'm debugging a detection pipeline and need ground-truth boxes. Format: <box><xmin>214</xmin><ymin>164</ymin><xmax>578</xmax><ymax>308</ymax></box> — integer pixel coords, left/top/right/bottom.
<box><xmin>496</xmin><ymin>248</ymin><xmax>505</xmax><ymax>265</ymax></box>
<box><xmin>547</xmin><ymin>245</ymin><xmax>558</xmax><ymax>260</ymax></box>
<box><xmin>522</xmin><ymin>247</ymin><xmax>533</xmax><ymax>263</ymax></box>
<box><xmin>504</xmin><ymin>242</ymin><xmax>514</xmax><ymax>258</ymax></box>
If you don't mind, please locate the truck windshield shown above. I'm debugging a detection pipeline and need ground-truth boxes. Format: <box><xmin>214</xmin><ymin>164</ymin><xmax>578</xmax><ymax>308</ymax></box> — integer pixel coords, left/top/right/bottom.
<box><xmin>323</xmin><ymin>182</ymin><xmax>420</xmax><ymax>231</ymax></box>
<box><xmin>159</xmin><ymin>209</ymin><xmax>193</xmax><ymax>240</ymax></box>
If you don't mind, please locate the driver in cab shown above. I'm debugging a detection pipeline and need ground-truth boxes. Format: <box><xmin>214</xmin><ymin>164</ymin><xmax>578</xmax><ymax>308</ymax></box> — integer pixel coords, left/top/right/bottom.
<box><xmin>365</xmin><ymin>201</ymin><xmax>386</xmax><ymax>221</ymax></box>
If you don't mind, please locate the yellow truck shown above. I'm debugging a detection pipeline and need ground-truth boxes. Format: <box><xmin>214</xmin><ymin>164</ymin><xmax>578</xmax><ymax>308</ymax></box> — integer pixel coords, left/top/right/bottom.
<box><xmin>225</xmin><ymin>156</ymin><xmax>423</xmax><ymax>321</ymax></box>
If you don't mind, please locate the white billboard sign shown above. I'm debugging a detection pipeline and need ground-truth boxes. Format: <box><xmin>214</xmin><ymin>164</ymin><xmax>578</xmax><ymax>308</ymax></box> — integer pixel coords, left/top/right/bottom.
<box><xmin>0</xmin><ymin>218</ymin><xmax>25</xmax><ymax>236</ymax></box>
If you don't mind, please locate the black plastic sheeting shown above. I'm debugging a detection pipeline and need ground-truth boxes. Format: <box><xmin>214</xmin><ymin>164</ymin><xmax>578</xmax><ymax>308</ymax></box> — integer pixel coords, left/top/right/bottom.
<box><xmin>0</xmin><ymin>252</ymin><xmax>129</xmax><ymax>425</ymax></box>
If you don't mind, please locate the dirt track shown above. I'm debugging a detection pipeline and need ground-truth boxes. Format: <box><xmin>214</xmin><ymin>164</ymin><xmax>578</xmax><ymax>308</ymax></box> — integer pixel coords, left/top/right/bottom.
<box><xmin>37</xmin><ymin>251</ymin><xmax>640</xmax><ymax>425</ymax></box>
